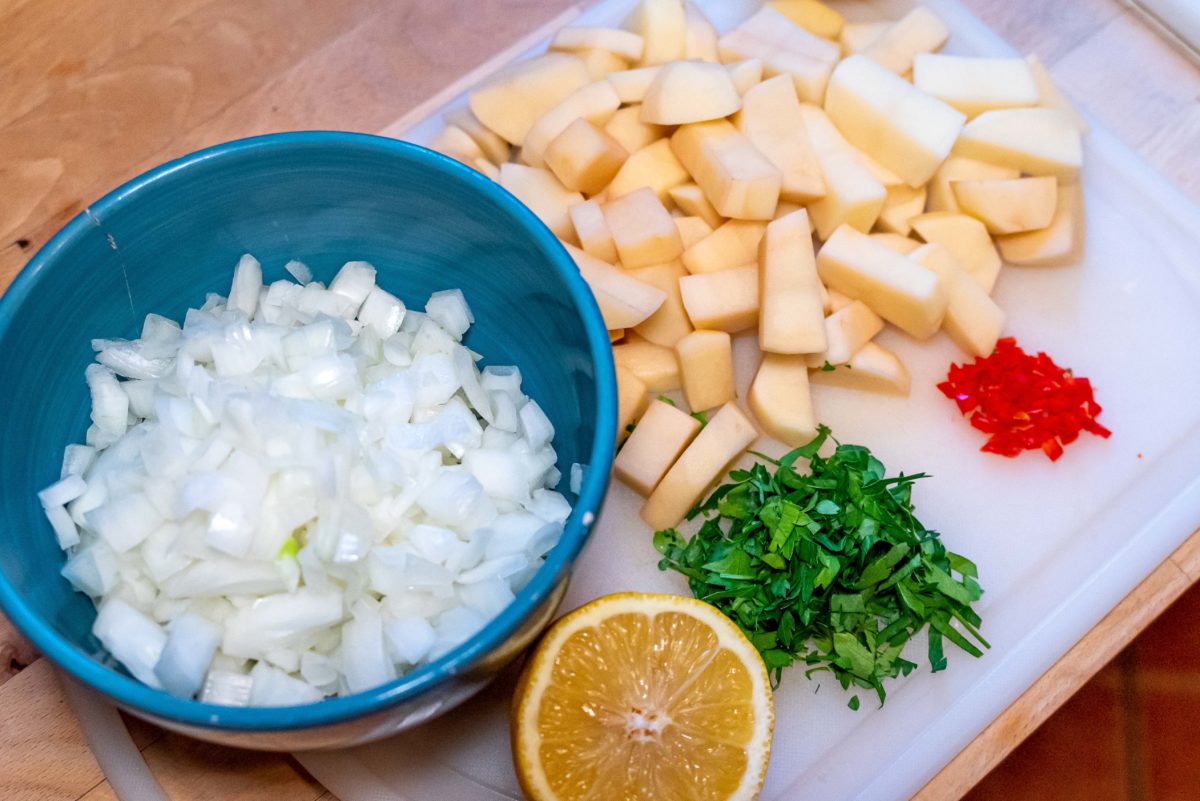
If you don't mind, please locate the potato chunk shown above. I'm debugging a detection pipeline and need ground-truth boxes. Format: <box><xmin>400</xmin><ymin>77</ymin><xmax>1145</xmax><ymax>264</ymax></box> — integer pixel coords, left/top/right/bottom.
<box><xmin>913</xmin><ymin>54</ymin><xmax>1040</xmax><ymax>118</ymax></box>
<box><xmin>676</xmin><ymin>330</ymin><xmax>735</xmax><ymax>411</ymax></box>
<box><xmin>545</xmin><ymin>119</ymin><xmax>628</xmax><ymax>195</ymax></box>
<box><xmin>603</xmin><ymin>106</ymin><xmax>670</xmax><ymax>154</ymax></box>
<box><xmin>603</xmin><ymin>187</ymin><xmax>683</xmax><ymax>268</ymax></box>
<box><xmin>759</xmin><ymin>209</ymin><xmax>826</xmax><ymax>354</ymax></box>
<box><xmin>860</xmin><ymin>6</ymin><xmax>949</xmax><ymax>75</ymax></box>
<box><xmin>734</xmin><ymin>75</ymin><xmax>826</xmax><ymax>203</ymax></box>
<box><xmin>564</xmin><ymin>243</ymin><xmax>666</xmax><ymax>329</ymax></box>
<box><xmin>522</xmin><ymin>81</ymin><xmax>621</xmax><ymax>168</ymax></box>
<box><xmin>668</xmin><ymin>183</ymin><xmax>724</xmax><ymax>228</ymax></box>
<box><xmin>641</xmin><ymin>61</ymin><xmax>742</xmax><ymax>125</ymax></box>
<box><xmin>630</xmin><ymin>0</ymin><xmax>687</xmax><ymax>65</ymax></box>
<box><xmin>551</xmin><ymin>27</ymin><xmax>645</xmax><ymax>62</ymax></box>
<box><xmin>954</xmin><ymin>108</ymin><xmax>1083</xmax><ymax>179</ymax></box>
<box><xmin>613</xmin><ymin>334</ymin><xmax>682</xmax><ymax>392</ymax></box>
<box><xmin>616</xmin><ymin>364</ymin><xmax>650</xmax><ymax>444</ymax></box>
<box><xmin>679</xmin><ymin>265</ymin><xmax>760</xmax><ymax>333</ymax></box>
<box><xmin>682</xmin><ymin>219</ymin><xmax>766</xmax><ymax>275</ymax></box>
<box><xmin>927</xmin><ymin>155</ymin><xmax>1019</xmax><ymax>214</ymax></box>
<box><xmin>910</xmin><ymin>243</ymin><xmax>1005</xmax><ymax>356</ymax></box>
<box><xmin>909</xmin><ymin>211</ymin><xmax>1002</xmax><ymax>293</ymax></box>
<box><xmin>614</xmin><ymin>399</ymin><xmax>701</xmax><ymax>496</ymax></box>
<box><xmin>500</xmin><ymin>163</ymin><xmax>583</xmax><ymax>242</ymax></box>
<box><xmin>769</xmin><ymin>0</ymin><xmax>844</xmax><ymax>40</ymax></box>
<box><xmin>718</xmin><ymin>7</ymin><xmax>840</xmax><ymax>103</ymax></box>
<box><xmin>952</xmin><ymin>176</ymin><xmax>1057</xmax><ymax>235</ymax></box>
<box><xmin>569</xmin><ymin>199</ymin><xmax>618</xmax><ymax>263</ymax></box>
<box><xmin>630</xmin><ymin>260</ymin><xmax>694</xmax><ymax>347</ymax></box>
<box><xmin>606</xmin><ymin>138</ymin><xmax>690</xmax><ymax>202</ymax></box>
<box><xmin>810</xmin><ymin>341</ymin><xmax>910</xmax><ymax>394</ymax></box>
<box><xmin>671</xmin><ymin>120</ymin><xmax>782</xmax><ymax>220</ymax></box>
<box><xmin>996</xmin><ymin>182</ymin><xmax>1085</xmax><ymax>266</ymax></box>
<box><xmin>674</xmin><ymin>217</ymin><xmax>714</xmax><ymax>250</ymax></box>
<box><xmin>469</xmin><ymin>53</ymin><xmax>590</xmax><ymax>144</ymax></box>
<box><xmin>797</xmin><ymin>104</ymin><xmax>886</xmax><ymax>239</ymax></box>
<box><xmin>803</xmin><ymin>300</ymin><xmax>883</xmax><ymax>367</ymax></box>
<box><xmin>749</xmin><ymin>353</ymin><xmax>817</xmax><ymax>446</ymax></box>
<box><xmin>443</xmin><ymin>106</ymin><xmax>510</xmax><ymax>164</ymax></box>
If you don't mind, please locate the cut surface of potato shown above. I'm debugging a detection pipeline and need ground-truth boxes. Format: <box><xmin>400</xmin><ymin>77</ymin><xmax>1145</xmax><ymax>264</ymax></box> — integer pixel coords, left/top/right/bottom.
<box><xmin>870</xmin><ymin>232</ymin><xmax>922</xmax><ymax>254</ymax></box>
<box><xmin>606</xmin><ymin>138</ymin><xmax>691</xmax><ymax>202</ymax></box>
<box><xmin>734</xmin><ymin>75</ymin><xmax>826</xmax><ymax>203</ymax></box>
<box><xmin>910</xmin><ymin>243</ymin><xmax>1005</xmax><ymax>356</ymax></box>
<box><xmin>679</xmin><ymin>265</ymin><xmax>760</xmax><ymax>333</ymax></box>
<box><xmin>670</xmin><ymin>119</ymin><xmax>782</xmax><ymax>220</ymax></box>
<box><xmin>607</xmin><ymin>66</ymin><xmax>662</xmax><ymax>103</ymax></box>
<box><xmin>551</xmin><ymin>26</ymin><xmax>644</xmax><ymax>62</ymax></box>
<box><xmin>816</xmin><ymin>224</ymin><xmax>947</xmax><ymax>339</ymax></box>
<box><xmin>1026</xmin><ymin>54</ymin><xmax>1089</xmax><ymax>134</ymax></box>
<box><xmin>545</xmin><ymin>118</ymin><xmax>628</xmax><ymax>195</ymax></box>
<box><xmin>683</xmin><ymin>2</ymin><xmax>720</xmax><ymax>62</ymax></box>
<box><xmin>727</xmin><ymin>58</ymin><xmax>765</xmax><ymax>94</ymax></box>
<box><xmin>996</xmin><ymin>181</ymin><xmax>1085</xmax><ymax>266</ymax></box>
<box><xmin>954</xmin><ymin>108</ymin><xmax>1083</xmax><ymax>178</ymax></box>
<box><xmin>674</xmin><ymin>216</ymin><xmax>714</xmax><ymax>250</ymax></box>
<box><xmin>718</xmin><ymin>7</ymin><xmax>840</xmax><ymax>103</ymax></box>
<box><xmin>613</xmin><ymin>334</ymin><xmax>682</xmax><ymax>392</ymax></box>
<box><xmin>952</xmin><ymin>176</ymin><xmax>1057</xmax><ymax>235</ymax></box>
<box><xmin>641</xmin><ymin>60</ymin><xmax>743</xmax><ymax>125</ymax></box>
<box><xmin>840</xmin><ymin>21</ymin><xmax>888</xmax><ymax>55</ymax></box>
<box><xmin>630</xmin><ymin>260</ymin><xmax>694</xmax><ymax>346</ymax></box>
<box><xmin>630</xmin><ymin>0</ymin><xmax>687</xmax><ymax>65</ymax></box>
<box><xmin>616</xmin><ymin>364</ymin><xmax>650</xmax><ymax>444</ymax></box>
<box><xmin>826</xmin><ymin>288</ymin><xmax>853</xmax><ymax>313</ymax></box>
<box><xmin>769</xmin><ymin>0</ymin><xmax>845</xmax><ymax>40</ymax></box>
<box><xmin>569</xmin><ymin>198</ymin><xmax>619</xmax><ymax>263</ymax></box>
<box><xmin>603</xmin><ymin>187</ymin><xmax>684</xmax><ymax>268</ymax></box>
<box><xmin>469</xmin><ymin>53</ymin><xmax>590</xmax><ymax>144</ymax></box>
<box><xmin>443</xmin><ymin>106</ymin><xmax>511</xmax><ymax>164</ymax></box>
<box><xmin>609</xmin><ymin>328</ymin><xmax>626</xmax><ymax>343</ymax></box>
<box><xmin>803</xmin><ymin>300</ymin><xmax>884</xmax><ymax>367</ymax></box>
<box><xmin>500</xmin><ymin>163</ymin><xmax>584</xmax><ymax>242</ymax></box>
<box><xmin>577</xmin><ymin>47</ymin><xmax>630</xmax><ymax>80</ymax></box>
<box><xmin>797</xmin><ymin>104</ymin><xmax>886</xmax><ymax>239</ymax></box>
<box><xmin>759</xmin><ymin>209</ymin><xmax>826</xmax><ymax>354</ymax></box>
<box><xmin>641</xmin><ymin>402</ymin><xmax>758</xmax><ymax>529</ymax></box>
<box><xmin>910</xmin><ymin>211</ymin><xmax>1002</xmax><ymax>292</ymax></box>
<box><xmin>861</xmin><ymin>6</ymin><xmax>949</xmax><ymax>75</ymax></box>
<box><xmin>876</xmin><ymin>183</ymin><xmax>928</xmax><ymax>236</ymax></box>
<box><xmin>521</xmin><ymin>80</ymin><xmax>621</xmax><ymax>168</ymax></box>
<box><xmin>614</xmin><ymin>399</ymin><xmax>701</xmax><ymax>495</ymax></box>
<box><xmin>603</xmin><ymin>106</ymin><xmax>670</xmax><ymax>155</ymax></box>
<box><xmin>668</xmin><ymin>183</ymin><xmax>724</xmax><ymax>228</ymax></box>
<box><xmin>749</xmin><ymin>353</ymin><xmax>817</xmax><ymax>446</ymax></box>
<box><xmin>682</xmin><ymin>219</ymin><xmax>766</xmax><ymax>275</ymax></box>
<box><xmin>676</xmin><ymin>329</ymin><xmax>736</xmax><ymax>411</ymax></box>
<box><xmin>810</xmin><ymin>341</ymin><xmax>910</xmax><ymax>394</ymax></box>
<box><xmin>430</xmin><ymin>124</ymin><xmax>485</xmax><ymax>163</ymax></box>
<box><xmin>564</xmin><ymin>243</ymin><xmax>667</xmax><ymax>329</ymax></box>
<box><xmin>926</xmin><ymin>155</ymin><xmax>1020</xmax><ymax>214</ymax></box>
<box><xmin>824</xmin><ymin>55</ymin><xmax>965</xmax><ymax>188</ymax></box>
<box><xmin>912</xmin><ymin>54</ymin><xmax>1039</xmax><ymax>118</ymax></box>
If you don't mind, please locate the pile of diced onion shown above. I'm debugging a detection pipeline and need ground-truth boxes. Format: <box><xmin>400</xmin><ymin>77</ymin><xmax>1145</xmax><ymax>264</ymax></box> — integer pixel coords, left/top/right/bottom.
<box><xmin>37</xmin><ymin>255</ymin><xmax>571</xmax><ymax>706</ymax></box>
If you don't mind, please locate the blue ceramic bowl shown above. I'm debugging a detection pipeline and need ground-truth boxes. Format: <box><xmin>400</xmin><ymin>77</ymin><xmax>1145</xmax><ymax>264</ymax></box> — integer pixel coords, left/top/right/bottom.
<box><xmin>0</xmin><ymin>132</ymin><xmax>616</xmax><ymax>750</ymax></box>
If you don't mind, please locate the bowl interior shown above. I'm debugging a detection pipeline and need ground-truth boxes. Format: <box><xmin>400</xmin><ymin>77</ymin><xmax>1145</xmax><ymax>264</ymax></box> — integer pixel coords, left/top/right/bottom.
<box><xmin>0</xmin><ymin>133</ymin><xmax>614</xmax><ymax>729</ymax></box>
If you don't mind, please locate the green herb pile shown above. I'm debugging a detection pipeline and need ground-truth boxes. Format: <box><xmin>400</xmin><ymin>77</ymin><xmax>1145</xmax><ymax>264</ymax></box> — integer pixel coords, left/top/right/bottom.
<box><xmin>653</xmin><ymin>425</ymin><xmax>988</xmax><ymax>709</ymax></box>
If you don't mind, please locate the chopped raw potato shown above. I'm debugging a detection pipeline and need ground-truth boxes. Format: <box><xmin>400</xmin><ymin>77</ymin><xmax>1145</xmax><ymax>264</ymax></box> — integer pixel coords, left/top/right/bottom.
<box><xmin>610</xmin><ymin>328</ymin><xmax>626</xmax><ymax>343</ymax></box>
<box><xmin>769</xmin><ymin>0</ymin><xmax>845</xmax><ymax>40</ymax></box>
<box><xmin>577</xmin><ymin>47</ymin><xmax>630</xmax><ymax>79</ymax></box>
<box><xmin>679</xmin><ymin>265</ymin><xmax>760</xmax><ymax>332</ymax></box>
<box><xmin>668</xmin><ymin>183</ymin><xmax>724</xmax><ymax>228</ymax></box>
<box><xmin>824</xmin><ymin>55</ymin><xmax>966</xmax><ymax>188</ymax></box>
<box><xmin>641</xmin><ymin>402</ymin><xmax>758</xmax><ymax>529</ymax></box>
<box><xmin>816</xmin><ymin>224</ymin><xmax>947</xmax><ymax>339</ymax></box>
<box><xmin>952</xmin><ymin>176</ymin><xmax>1057</xmax><ymax>235</ymax></box>
<box><xmin>876</xmin><ymin>184</ymin><xmax>928</xmax><ymax>236</ymax></box>
<box><xmin>430</xmin><ymin>124</ymin><xmax>486</xmax><ymax>164</ymax></box>
<box><xmin>797</xmin><ymin>104</ymin><xmax>886</xmax><ymax>239</ymax></box>
<box><xmin>616</xmin><ymin>364</ymin><xmax>650</xmax><ymax>444</ymax></box>
<box><xmin>749</xmin><ymin>353</ymin><xmax>817</xmax><ymax>446</ymax></box>
<box><xmin>718</xmin><ymin>7</ymin><xmax>841</xmax><ymax>103</ymax></box>
<box><xmin>682</xmin><ymin>219</ymin><xmax>766</xmax><ymax>274</ymax></box>
<box><xmin>614</xmin><ymin>399</ymin><xmax>701</xmax><ymax>495</ymax></box>
<box><xmin>569</xmin><ymin>199</ymin><xmax>619</xmax><ymax>263</ymax></box>
<box><xmin>606</xmin><ymin>138</ymin><xmax>690</xmax><ymax>202</ymax></box>
<box><xmin>641</xmin><ymin>60</ymin><xmax>742</xmax><ymax>125</ymax></box>
<box><xmin>613</xmin><ymin>334</ymin><xmax>682</xmax><ymax>392</ymax></box>
<box><xmin>630</xmin><ymin>0</ymin><xmax>687</xmax><ymax>65</ymax></box>
<box><xmin>911</xmin><ymin>243</ymin><xmax>1005</xmax><ymax>356</ymax></box>
<box><xmin>759</xmin><ymin>209</ymin><xmax>826</xmax><ymax>354</ymax></box>
<box><xmin>926</xmin><ymin>155</ymin><xmax>1020</xmax><ymax>214</ymax></box>
<box><xmin>674</xmin><ymin>216</ymin><xmax>714</xmax><ymax>250</ymax></box>
<box><xmin>564</xmin><ymin>243</ymin><xmax>667</xmax><ymax>328</ymax></box>
<box><xmin>444</xmin><ymin>106</ymin><xmax>511</xmax><ymax>164</ymax></box>
<box><xmin>683</xmin><ymin>3</ymin><xmax>721</xmax><ymax>62</ymax></box>
<box><xmin>854</xmin><ymin>149</ymin><xmax>905</xmax><ymax>189</ymax></box>
<box><xmin>727</xmin><ymin>58</ymin><xmax>765</xmax><ymax>94</ymax></box>
<box><xmin>1026</xmin><ymin>54</ymin><xmax>1089</xmax><ymax>134</ymax></box>
<box><xmin>603</xmin><ymin>106</ymin><xmax>670</xmax><ymax>154</ymax></box>
<box><xmin>607</xmin><ymin>66</ymin><xmax>662</xmax><ymax>103</ymax></box>
<box><xmin>499</xmin><ymin>163</ymin><xmax>583</xmax><ymax>242</ymax></box>
<box><xmin>870</xmin><ymin>232</ymin><xmax>922</xmax><ymax>254</ymax></box>
<box><xmin>804</xmin><ymin>299</ymin><xmax>884</xmax><ymax>367</ymax></box>
<box><xmin>522</xmin><ymin>81</ymin><xmax>621</xmax><ymax>168</ymax></box>
<box><xmin>996</xmin><ymin>181</ymin><xmax>1085</xmax><ymax>266</ymax></box>
<box><xmin>630</xmin><ymin>260</ymin><xmax>694</xmax><ymax>346</ymax></box>
<box><xmin>545</xmin><ymin>118</ymin><xmax>628</xmax><ymax>195</ymax></box>
<box><xmin>676</xmin><ymin>330</ymin><xmax>735</xmax><ymax>411</ymax></box>
<box><xmin>826</xmin><ymin>288</ymin><xmax>854</xmax><ymax>313</ymax></box>
<box><xmin>810</xmin><ymin>341</ymin><xmax>910</xmax><ymax>394</ymax></box>
<box><xmin>954</xmin><ymin>108</ymin><xmax>1083</xmax><ymax>178</ymax></box>
<box><xmin>912</xmin><ymin>54</ymin><xmax>1040</xmax><ymax>118</ymax></box>
<box><xmin>734</xmin><ymin>75</ymin><xmax>826</xmax><ymax>203</ymax></box>
<box><xmin>910</xmin><ymin>211</ymin><xmax>1002</xmax><ymax>293</ymax></box>
<box><xmin>840</xmin><ymin>21</ymin><xmax>889</xmax><ymax>55</ymax></box>
<box><xmin>551</xmin><ymin>27</ymin><xmax>645</xmax><ymax>62</ymax></box>
<box><xmin>670</xmin><ymin>120</ymin><xmax>782</xmax><ymax>220</ymax></box>
<box><xmin>470</xmin><ymin>158</ymin><xmax>501</xmax><ymax>180</ymax></box>
<box><xmin>603</xmin><ymin>187</ymin><xmax>684</xmax><ymax>268</ymax></box>
<box><xmin>861</xmin><ymin>6</ymin><xmax>949</xmax><ymax>75</ymax></box>
<box><xmin>469</xmin><ymin>53</ymin><xmax>590</xmax><ymax>144</ymax></box>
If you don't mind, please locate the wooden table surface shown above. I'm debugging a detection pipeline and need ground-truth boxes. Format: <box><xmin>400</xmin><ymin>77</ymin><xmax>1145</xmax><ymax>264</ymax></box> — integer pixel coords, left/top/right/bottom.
<box><xmin>2</xmin><ymin>1</ymin><xmax>1198</xmax><ymax>799</ymax></box>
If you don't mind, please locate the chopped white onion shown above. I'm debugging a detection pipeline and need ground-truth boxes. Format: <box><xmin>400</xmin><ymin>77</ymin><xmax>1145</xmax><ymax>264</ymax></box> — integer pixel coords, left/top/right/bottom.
<box><xmin>155</xmin><ymin>613</ymin><xmax>222</xmax><ymax>698</ymax></box>
<box><xmin>284</xmin><ymin>260</ymin><xmax>313</xmax><ymax>285</ymax></box>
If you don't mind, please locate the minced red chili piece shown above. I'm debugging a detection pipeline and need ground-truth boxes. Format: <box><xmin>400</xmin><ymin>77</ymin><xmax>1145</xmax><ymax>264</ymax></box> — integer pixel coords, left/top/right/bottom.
<box><xmin>938</xmin><ymin>337</ymin><xmax>1111</xmax><ymax>461</ymax></box>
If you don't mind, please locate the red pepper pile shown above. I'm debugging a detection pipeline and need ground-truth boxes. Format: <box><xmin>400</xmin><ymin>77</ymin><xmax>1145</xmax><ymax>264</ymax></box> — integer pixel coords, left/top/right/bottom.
<box><xmin>938</xmin><ymin>337</ymin><xmax>1111</xmax><ymax>461</ymax></box>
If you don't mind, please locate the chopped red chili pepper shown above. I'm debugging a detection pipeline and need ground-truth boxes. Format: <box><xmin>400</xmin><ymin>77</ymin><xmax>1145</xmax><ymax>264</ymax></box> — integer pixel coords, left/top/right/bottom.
<box><xmin>937</xmin><ymin>337</ymin><xmax>1111</xmax><ymax>461</ymax></box>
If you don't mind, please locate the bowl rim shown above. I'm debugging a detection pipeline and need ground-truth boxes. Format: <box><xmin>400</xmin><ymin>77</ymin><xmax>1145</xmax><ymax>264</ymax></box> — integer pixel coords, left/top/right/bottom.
<box><xmin>0</xmin><ymin>130</ymin><xmax>617</xmax><ymax>731</ymax></box>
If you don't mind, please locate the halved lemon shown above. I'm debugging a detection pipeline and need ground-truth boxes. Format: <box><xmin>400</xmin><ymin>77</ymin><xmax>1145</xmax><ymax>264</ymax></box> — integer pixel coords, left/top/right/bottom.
<box><xmin>512</xmin><ymin>592</ymin><xmax>775</xmax><ymax>801</ymax></box>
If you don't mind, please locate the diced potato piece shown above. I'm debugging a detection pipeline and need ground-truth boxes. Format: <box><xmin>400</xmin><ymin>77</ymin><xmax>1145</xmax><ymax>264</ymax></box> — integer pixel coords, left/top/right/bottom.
<box><xmin>826</xmin><ymin>288</ymin><xmax>853</xmax><ymax>312</ymax></box>
<box><xmin>910</xmin><ymin>243</ymin><xmax>1005</xmax><ymax>356</ymax></box>
<box><xmin>797</xmin><ymin>104</ymin><xmax>886</xmax><ymax>239</ymax></box>
<box><xmin>470</xmin><ymin>158</ymin><xmax>501</xmax><ymax>180</ymax></box>
<box><xmin>603</xmin><ymin>106</ymin><xmax>671</xmax><ymax>155</ymax></box>
<box><xmin>718</xmin><ymin>7</ymin><xmax>840</xmax><ymax>103</ymax></box>
<box><xmin>676</xmin><ymin>330</ymin><xmax>735</xmax><ymax>411</ymax></box>
<box><xmin>954</xmin><ymin>108</ymin><xmax>1083</xmax><ymax>179</ymax></box>
<box><xmin>769</xmin><ymin>0</ymin><xmax>844</xmax><ymax>40</ymax></box>
<box><xmin>927</xmin><ymin>155</ymin><xmax>1020</xmax><ymax>213</ymax></box>
<box><xmin>603</xmin><ymin>187</ymin><xmax>684</xmax><ymax>268</ymax></box>
<box><xmin>682</xmin><ymin>220</ymin><xmax>766</xmax><ymax>274</ymax></box>
<box><xmin>430</xmin><ymin>124</ymin><xmax>485</xmax><ymax>163</ymax></box>
<box><xmin>545</xmin><ymin>118</ymin><xmax>628</xmax><ymax>194</ymax></box>
<box><xmin>679</xmin><ymin>265</ymin><xmax>760</xmax><ymax>332</ymax></box>
<box><xmin>734</xmin><ymin>75</ymin><xmax>826</xmax><ymax>203</ymax></box>
<box><xmin>749</xmin><ymin>353</ymin><xmax>816</xmax><ymax>446</ymax></box>
<box><xmin>614</xmin><ymin>399</ymin><xmax>701</xmax><ymax>495</ymax></box>
<box><xmin>577</xmin><ymin>48</ymin><xmax>630</xmax><ymax>80</ymax></box>
<box><xmin>630</xmin><ymin>0</ymin><xmax>687</xmax><ymax>65</ymax></box>
<box><xmin>613</xmin><ymin>334</ymin><xmax>682</xmax><ymax>392</ymax></box>
<box><xmin>952</xmin><ymin>176</ymin><xmax>1057</xmax><ymax>235</ymax></box>
<box><xmin>569</xmin><ymin>199</ymin><xmax>618</xmax><ymax>263</ymax></box>
<box><xmin>809</xmin><ymin>341</ymin><xmax>910</xmax><ymax>394</ymax></box>
<box><xmin>876</xmin><ymin>184</ymin><xmax>927</xmax><ymax>236</ymax></box>
<box><xmin>630</xmin><ymin>260</ymin><xmax>694</xmax><ymax>346</ymax></box>
<box><xmin>671</xmin><ymin>120</ymin><xmax>782</xmax><ymax>220</ymax></box>
<box><xmin>642</xmin><ymin>61</ymin><xmax>742</xmax><ymax>125</ymax></box>
<box><xmin>816</xmin><ymin>224</ymin><xmax>947</xmax><ymax>339</ymax></box>
<box><xmin>1026</xmin><ymin>54</ymin><xmax>1089</xmax><ymax>134</ymax></box>
<box><xmin>803</xmin><ymin>300</ymin><xmax>884</xmax><ymax>367</ymax></box>
<box><xmin>996</xmin><ymin>182</ymin><xmax>1085</xmax><ymax>266</ymax></box>
<box><xmin>840</xmin><ymin>21</ymin><xmax>888</xmax><ymax>56</ymax></box>
<box><xmin>607</xmin><ymin>66</ymin><xmax>661</xmax><ymax>103</ymax></box>
<box><xmin>675</xmin><ymin>217</ymin><xmax>714</xmax><ymax>250</ymax></box>
<box><xmin>564</xmin><ymin>243</ymin><xmax>666</xmax><ymax>328</ymax></box>
<box><xmin>824</xmin><ymin>55</ymin><xmax>965</xmax><ymax>188</ymax></box>
<box><xmin>684</xmin><ymin>2</ymin><xmax>720</xmax><ymax>62</ymax></box>
<box><xmin>854</xmin><ymin>149</ymin><xmax>905</xmax><ymax>189</ymax></box>
<box><xmin>551</xmin><ymin>27</ymin><xmax>644</xmax><ymax>62</ymax></box>
<box><xmin>610</xmin><ymin>328</ymin><xmax>625</xmax><ymax>343</ymax></box>
<box><xmin>861</xmin><ymin>7</ymin><xmax>949</xmax><ymax>75</ymax></box>
<box><xmin>606</xmin><ymin>138</ymin><xmax>691</xmax><ymax>202</ymax></box>
<box><xmin>616</xmin><ymin>364</ymin><xmax>650</xmax><ymax>443</ymax></box>
<box><xmin>909</xmin><ymin>211</ymin><xmax>1002</xmax><ymax>292</ymax></box>
<box><xmin>870</xmin><ymin>232</ymin><xmax>922</xmax><ymax>254</ymax></box>
<box><xmin>759</xmin><ymin>209</ymin><xmax>826</xmax><ymax>354</ymax></box>
<box><xmin>444</xmin><ymin>106</ymin><xmax>510</xmax><ymax>164</ymax></box>
<box><xmin>500</xmin><ymin>163</ymin><xmax>584</xmax><ymax>242</ymax></box>
<box><xmin>727</xmin><ymin>58</ymin><xmax>765</xmax><ymax>94</ymax></box>
<box><xmin>522</xmin><ymin>81</ymin><xmax>621</xmax><ymax>168</ymax></box>
<box><xmin>668</xmin><ymin>183</ymin><xmax>723</xmax><ymax>228</ymax></box>
<box><xmin>913</xmin><ymin>54</ymin><xmax>1040</xmax><ymax>118</ymax></box>
<box><xmin>469</xmin><ymin>53</ymin><xmax>590</xmax><ymax>144</ymax></box>
<box><xmin>641</xmin><ymin>403</ymin><xmax>758</xmax><ymax>529</ymax></box>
